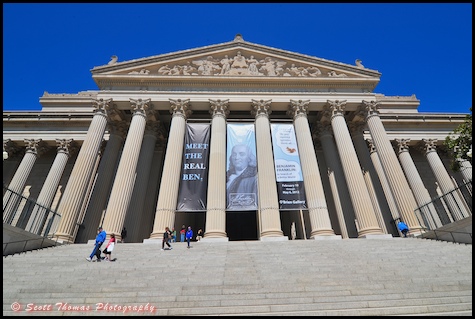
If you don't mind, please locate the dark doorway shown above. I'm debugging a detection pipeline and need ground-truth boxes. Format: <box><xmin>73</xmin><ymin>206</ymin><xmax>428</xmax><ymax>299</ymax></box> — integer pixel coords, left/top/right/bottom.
<box><xmin>226</xmin><ymin>211</ymin><xmax>258</xmax><ymax>241</ymax></box>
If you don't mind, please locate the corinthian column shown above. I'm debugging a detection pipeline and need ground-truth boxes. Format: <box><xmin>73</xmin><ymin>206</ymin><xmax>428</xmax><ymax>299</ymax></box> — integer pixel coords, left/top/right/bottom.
<box><xmin>102</xmin><ymin>98</ymin><xmax>154</xmax><ymax>240</ymax></box>
<box><xmin>124</xmin><ymin>119</ymin><xmax>160</xmax><ymax>242</ymax></box>
<box><xmin>289</xmin><ymin>100</ymin><xmax>337</xmax><ymax>238</ymax></box>
<box><xmin>323</xmin><ymin>100</ymin><xmax>384</xmax><ymax>237</ymax></box>
<box><xmin>150</xmin><ymin>99</ymin><xmax>191</xmax><ymax>239</ymax></box>
<box><xmin>420</xmin><ymin>139</ymin><xmax>471</xmax><ymax>221</ymax></box>
<box><xmin>3</xmin><ymin>139</ymin><xmax>48</xmax><ymax>225</ymax></box>
<box><xmin>252</xmin><ymin>99</ymin><xmax>285</xmax><ymax>240</ymax></box>
<box><xmin>54</xmin><ymin>98</ymin><xmax>112</xmax><ymax>243</ymax></box>
<box><xmin>395</xmin><ymin>139</ymin><xmax>442</xmax><ymax>229</ymax></box>
<box><xmin>456</xmin><ymin>157</ymin><xmax>472</xmax><ymax>194</ymax></box>
<box><xmin>315</xmin><ymin>123</ymin><xmax>357</xmax><ymax>238</ymax></box>
<box><xmin>367</xmin><ymin>139</ymin><xmax>400</xmax><ymax>224</ymax></box>
<box><xmin>203</xmin><ymin>99</ymin><xmax>229</xmax><ymax>241</ymax></box>
<box><xmin>27</xmin><ymin>139</ymin><xmax>76</xmax><ymax>234</ymax></box>
<box><xmin>349</xmin><ymin>121</ymin><xmax>388</xmax><ymax>233</ymax></box>
<box><xmin>77</xmin><ymin>120</ymin><xmax>127</xmax><ymax>243</ymax></box>
<box><xmin>360</xmin><ymin>100</ymin><xmax>422</xmax><ymax>235</ymax></box>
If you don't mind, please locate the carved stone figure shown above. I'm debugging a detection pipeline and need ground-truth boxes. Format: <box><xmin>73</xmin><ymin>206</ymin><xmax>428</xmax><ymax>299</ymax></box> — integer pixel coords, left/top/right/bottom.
<box><xmin>158</xmin><ymin>65</ymin><xmax>171</xmax><ymax>75</ymax></box>
<box><xmin>193</xmin><ymin>56</ymin><xmax>220</xmax><ymax>75</ymax></box>
<box><xmin>182</xmin><ymin>62</ymin><xmax>197</xmax><ymax>75</ymax></box>
<box><xmin>355</xmin><ymin>59</ymin><xmax>365</xmax><ymax>68</ymax></box>
<box><xmin>285</xmin><ymin>64</ymin><xmax>303</xmax><ymax>77</ymax></box>
<box><xmin>231</xmin><ymin>51</ymin><xmax>248</xmax><ymax>69</ymax></box>
<box><xmin>328</xmin><ymin>70</ymin><xmax>347</xmax><ymax>77</ymax></box>
<box><xmin>169</xmin><ymin>65</ymin><xmax>181</xmax><ymax>76</ymax></box>
<box><xmin>128</xmin><ymin>69</ymin><xmax>150</xmax><ymax>75</ymax></box>
<box><xmin>220</xmin><ymin>55</ymin><xmax>231</xmax><ymax>75</ymax></box>
<box><xmin>246</xmin><ymin>55</ymin><xmax>261</xmax><ymax>75</ymax></box>
<box><xmin>306</xmin><ymin>67</ymin><xmax>322</xmax><ymax>77</ymax></box>
<box><xmin>259</xmin><ymin>57</ymin><xmax>286</xmax><ymax>76</ymax></box>
<box><xmin>108</xmin><ymin>55</ymin><xmax>118</xmax><ymax>65</ymax></box>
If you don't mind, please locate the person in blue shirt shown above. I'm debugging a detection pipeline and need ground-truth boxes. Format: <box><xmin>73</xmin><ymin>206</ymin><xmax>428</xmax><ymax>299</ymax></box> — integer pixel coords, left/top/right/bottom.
<box><xmin>186</xmin><ymin>226</ymin><xmax>193</xmax><ymax>249</ymax></box>
<box><xmin>397</xmin><ymin>220</ymin><xmax>409</xmax><ymax>238</ymax></box>
<box><xmin>86</xmin><ymin>226</ymin><xmax>106</xmax><ymax>262</ymax></box>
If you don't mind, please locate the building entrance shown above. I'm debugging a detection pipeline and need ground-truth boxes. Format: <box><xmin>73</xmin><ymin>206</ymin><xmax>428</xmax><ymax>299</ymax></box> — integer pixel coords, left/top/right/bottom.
<box><xmin>226</xmin><ymin>211</ymin><xmax>258</xmax><ymax>241</ymax></box>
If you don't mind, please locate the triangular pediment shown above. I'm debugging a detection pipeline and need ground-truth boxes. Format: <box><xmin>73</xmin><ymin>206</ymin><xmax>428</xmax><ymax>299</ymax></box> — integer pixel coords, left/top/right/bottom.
<box><xmin>91</xmin><ymin>35</ymin><xmax>380</xmax><ymax>81</ymax></box>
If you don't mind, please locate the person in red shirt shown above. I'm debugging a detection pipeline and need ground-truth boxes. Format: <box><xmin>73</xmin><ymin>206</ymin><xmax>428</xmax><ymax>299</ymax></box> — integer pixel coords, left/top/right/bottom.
<box><xmin>180</xmin><ymin>225</ymin><xmax>186</xmax><ymax>242</ymax></box>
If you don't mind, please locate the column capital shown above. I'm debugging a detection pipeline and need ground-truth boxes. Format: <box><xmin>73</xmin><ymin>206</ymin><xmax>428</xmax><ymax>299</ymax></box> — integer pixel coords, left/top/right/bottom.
<box><xmin>394</xmin><ymin>138</ymin><xmax>411</xmax><ymax>154</ymax></box>
<box><xmin>55</xmin><ymin>138</ymin><xmax>76</xmax><ymax>157</ymax></box>
<box><xmin>366</xmin><ymin>138</ymin><xmax>376</xmax><ymax>154</ymax></box>
<box><xmin>144</xmin><ymin>120</ymin><xmax>161</xmax><ymax>138</ymax></box>
<box><xmin>109</xmin><ymin>121</ymin><xmax>128</xmax><ymax>139</ymax></box>
<box><xmin>24</xmin><ymin>139</ymin><xmax>48</xmax><ymax>157</ymax></box>
<box><xmin>209</xmin><ymin>99</ymin><xmax>230</xmax><ymax>118</ymax></box>
<box><xmin>420</xmin><ymin>138</ymin><xmax>438</xmax><ymax>154</ymax></box>
<box><xmin>324</xmin><ymin>100</ymin><xmax>347</xmax><ymax>120</ymax></box>
<box><xmin>288</xmin><ymin>99</ymin><xmax>310</xmax><ymax>119</ymax></box>
<box><xmin>169</xmin><ymin>98</ymin><xmax>192</xmax><ymax>119</ymax></box>
<box><xmin>313</xmin><ymin>121</ymin><xmax>333</xmax><ymax>140</ymax></box>
<box><xmin>92</xmin><ymin>98</ymin><xmax>113</xmax><ymax>115</ymax></box>
<box><xmin>106</xmin><ymin>103</ymin><xmax>125</xmax><ymax>122</ymax></box>
<box><xmin>251</xmin><ymin>99</ymin><xmax>272</xmax><ymax>118</ymax></box>
<box><xmin>130</xmin><ymin>98</ymin><xmax>154</xmax><ymax>119</ymax></box>
<box><xmin>360</xmin><ymin>100</ymin><xmax>381</xmax><ymax>120</ymax></box>
<box><xmin>3</xmin><ymin>139</ymin><xmax>21</xmax><ymax>159</ymax></box>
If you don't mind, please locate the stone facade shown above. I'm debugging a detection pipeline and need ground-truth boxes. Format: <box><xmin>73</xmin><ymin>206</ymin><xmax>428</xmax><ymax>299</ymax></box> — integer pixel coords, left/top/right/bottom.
<box><xmin>3</xmin><ymin>35</ymin><xmax>470</xmax><ymax>243</ymax></box>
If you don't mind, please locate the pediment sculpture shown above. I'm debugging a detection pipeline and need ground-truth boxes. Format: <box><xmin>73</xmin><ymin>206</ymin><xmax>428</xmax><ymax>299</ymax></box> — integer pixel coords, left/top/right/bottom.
<box><xmin>127</xmin><ymin>51</ymin><xmax>347</xmax><ymax>78</ymax></box>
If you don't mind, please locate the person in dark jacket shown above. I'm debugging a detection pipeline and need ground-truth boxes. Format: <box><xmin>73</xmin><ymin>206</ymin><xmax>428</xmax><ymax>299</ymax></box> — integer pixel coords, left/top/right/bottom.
<box><xmin>121</xmin><ymin>227</ymin><xmax>127</xmax><ymax>243</ymax></box>
<box><xmin>161</xmin><ymin>227</ymin><xmax>173</xmax><ymax>250</ymax></box>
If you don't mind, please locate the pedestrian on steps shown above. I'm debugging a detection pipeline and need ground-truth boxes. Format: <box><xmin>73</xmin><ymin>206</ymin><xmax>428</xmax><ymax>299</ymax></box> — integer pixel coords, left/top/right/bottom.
<box><xmin>86</xmin><ymin>226</ymin><xmax>106</xmax><ymax>262</ymax></box>
<box><xmin>162</xmin><ymin>227</ymin><xmax>173</xmax><ymax>250</ymax></box>
<box><xmin>186</xmin><ymin>226</ymin><xmax>193</xmax><ymax>249</ymax></box>
<box><xmin>398</xmin><ymin>220</ymin><xmax>409</xmax><ymax>238</ymax></box>
<box><xmin>102</xmin><ymin>233</ymin><xmax>116</xmax><ymax>261</ymax></box>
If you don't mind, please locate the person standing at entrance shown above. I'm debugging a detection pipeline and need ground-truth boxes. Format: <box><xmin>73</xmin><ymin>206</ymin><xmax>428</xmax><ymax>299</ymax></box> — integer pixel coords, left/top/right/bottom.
<box><xmin>196</xmin><ymin>228</ymin><xmax>203</xmax><ymax>241</ymax></box>
<box><xmin>121</xmin><ymin>227</ymin><xmax>127</xmax><ymax>243</ymax></box>
<box><xmin>171</xmin><ymin>227</ymin><xmax>177</xmax><ymax>243</ymax></box>
<box><xmin>291</xmin><ymin>222</ymin><xmax>296</xmax><ymax>240</ymax></box>
<box><xmin>86</xmin><ymin>226</ymin><xmax>106</xmax><ymax>262</ymax></box>
<box><xmin>186</xmin><ymin>226</ymin><xmax>193</xmax><ymax>249</ymax></box>
<box><xmin>180</xmin><ymin>225</ymin><xmax>186</xmax><ymax>242</ymax></box>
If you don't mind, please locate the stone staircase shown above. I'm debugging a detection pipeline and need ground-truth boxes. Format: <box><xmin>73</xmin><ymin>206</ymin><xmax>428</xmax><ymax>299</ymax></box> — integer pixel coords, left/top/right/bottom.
<box><xmin>3</xmin><ymin>238</ymin><xmax>472</xmax><ymax>316</ymax></box>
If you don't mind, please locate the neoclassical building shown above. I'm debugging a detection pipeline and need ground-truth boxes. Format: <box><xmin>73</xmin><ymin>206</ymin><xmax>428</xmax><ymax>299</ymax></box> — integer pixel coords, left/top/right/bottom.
<box><xmin>3</xmin><ymin>34</ymin><xmax>471</xmax><ymax>244</ymax></box>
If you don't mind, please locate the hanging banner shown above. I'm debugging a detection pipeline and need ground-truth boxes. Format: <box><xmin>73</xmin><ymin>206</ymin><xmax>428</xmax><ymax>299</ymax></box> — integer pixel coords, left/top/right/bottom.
<box><xmin>176</xmin><ymin>123</ymin><xmax>211</xmax><ymax>211</ymax></box>
<box><xmin>226</xmin><ymin>123</ymin><xmax>258</xmax><ymax>211</ymax></box>
<box><xmin>271</xmin><ymin>123</ymin><xmax>307</xmax><ymax>209</ymax></box>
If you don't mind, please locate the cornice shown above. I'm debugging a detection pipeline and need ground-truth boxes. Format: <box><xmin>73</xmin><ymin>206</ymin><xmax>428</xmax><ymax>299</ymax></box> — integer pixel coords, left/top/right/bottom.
<box><xmin>92</xmin><ymin>75</ymin><xmax>379</xmax><ymax>92</ymax></box>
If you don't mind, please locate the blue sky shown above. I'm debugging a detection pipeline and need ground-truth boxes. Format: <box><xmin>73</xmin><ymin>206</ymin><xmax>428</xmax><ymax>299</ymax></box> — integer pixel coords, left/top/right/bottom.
<box><xmin>3</xmin><ymin>3</ymin><xmax>472</xmax><ymax>114</ymax></box>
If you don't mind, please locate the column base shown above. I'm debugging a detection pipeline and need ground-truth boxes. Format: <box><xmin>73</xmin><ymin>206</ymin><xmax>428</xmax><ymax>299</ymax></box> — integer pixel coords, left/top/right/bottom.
<box><xmin>260</xmin><ymin>236</ymin><xmax>289</xmax><ymax>242</ymax></box>
<box><xmin>360</xmin><ymin>234</ymin><xmax>393</xmax><ymax>239</ymax></box>
<box><xmin>312</xmin><ymin>235</ymin><xmax>342</xmax><ymax>240</ymax></box>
